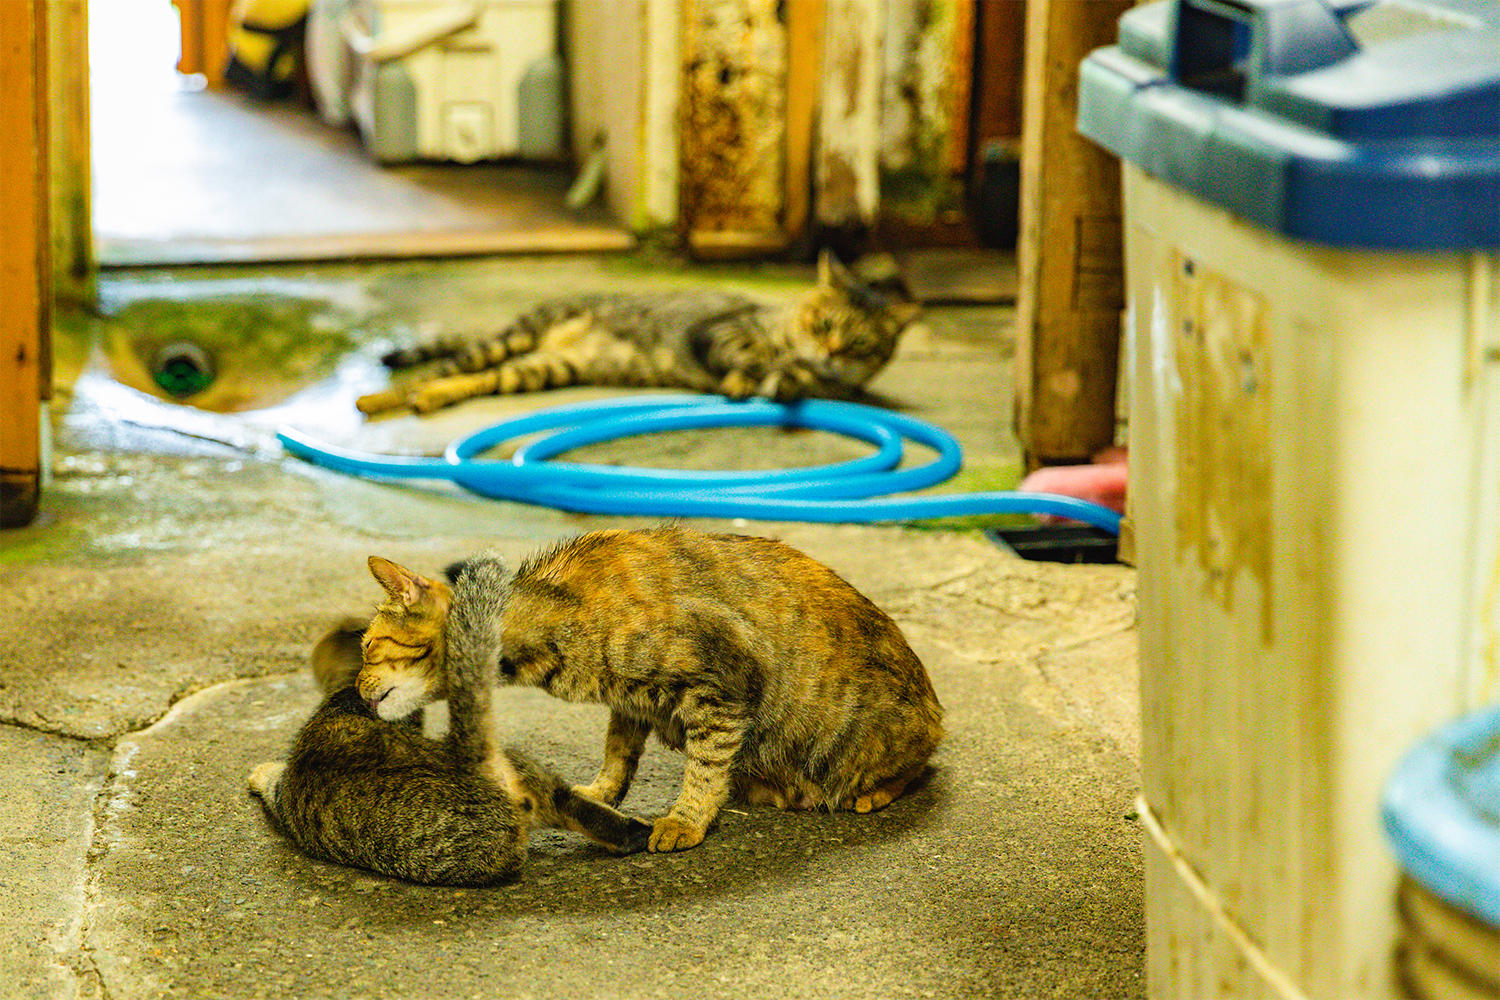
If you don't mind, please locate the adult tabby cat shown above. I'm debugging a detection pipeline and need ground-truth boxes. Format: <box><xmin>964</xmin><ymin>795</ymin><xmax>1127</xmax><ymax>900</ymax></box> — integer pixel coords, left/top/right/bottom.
<box><xmin>357</xmin><ymin>526</ymin><xmax>945</xmax><ymax>853</ymax></box>
<box><xmin>356</xmin><ymin>250</ymin><xmax>920</xmax><ymax>415</ymax></box>
<box><xmin>247</xmin><ymin>558</ymin><xmax>652</xmax><ymax>886</ymax></box>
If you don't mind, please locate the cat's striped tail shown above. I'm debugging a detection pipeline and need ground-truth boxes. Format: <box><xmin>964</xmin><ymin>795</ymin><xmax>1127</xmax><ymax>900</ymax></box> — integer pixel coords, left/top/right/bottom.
<box><xmin>442</xmin><ymin>554</ymin><xmax>512</xmax><ymax>771</ymax></box>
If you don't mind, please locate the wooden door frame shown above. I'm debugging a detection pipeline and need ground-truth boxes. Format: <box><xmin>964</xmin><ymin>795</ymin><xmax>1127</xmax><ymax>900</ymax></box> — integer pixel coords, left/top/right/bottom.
<box><xmin>1</xmin><ymin>0</ymin><xmax>89</xmax><ymax>528</ymax></box>
<box><xmin>1</xmin><ymin>0</ymin><xmax>50</xmax><ymax>528</ymax></box>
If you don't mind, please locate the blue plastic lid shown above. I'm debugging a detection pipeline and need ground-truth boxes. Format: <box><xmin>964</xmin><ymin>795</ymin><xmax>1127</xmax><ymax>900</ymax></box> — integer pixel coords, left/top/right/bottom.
<box><xmin>1078</xmin><ymin>0</ymin><xmax>1500</xmax><ymax>249</ymax></box>
<box><xmin>1382</xmin><ymin>703</ymin><xmax>1500</xmax><ymax>927</ymax></box>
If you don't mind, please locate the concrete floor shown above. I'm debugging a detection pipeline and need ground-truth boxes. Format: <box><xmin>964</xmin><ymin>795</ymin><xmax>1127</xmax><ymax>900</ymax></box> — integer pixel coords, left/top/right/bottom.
<box><xmin>2</xmin><ymin>253</ymin><xmax>1144</xmax><ymax>999</ymax></box>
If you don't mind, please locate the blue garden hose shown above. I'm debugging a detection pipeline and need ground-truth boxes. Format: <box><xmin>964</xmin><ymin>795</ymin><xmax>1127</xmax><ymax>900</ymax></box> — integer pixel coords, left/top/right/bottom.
<box><xmin>276</xmin><ymin>395</ymin><xmax>1122</xmax><ymax>533</ymax></box>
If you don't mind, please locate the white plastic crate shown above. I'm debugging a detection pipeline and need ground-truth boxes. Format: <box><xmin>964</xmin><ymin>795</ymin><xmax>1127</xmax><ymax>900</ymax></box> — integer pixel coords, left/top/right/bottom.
<box><xmin>340</xmin><ymin>0</ymin><xmax>563</xmax><ymax>163</ymax></box>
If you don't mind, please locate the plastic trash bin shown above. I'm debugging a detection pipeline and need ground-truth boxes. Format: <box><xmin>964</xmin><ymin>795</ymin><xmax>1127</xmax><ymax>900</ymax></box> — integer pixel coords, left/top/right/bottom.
<box><xmin>1077</xmin><ymin>1</ymin><xmax>1500</xmax><ymax>997</ymax></box>
<box><xmin>1383</xmin><ymin>704</ymin><xmax>1500</xmax><ymax>998</ymax></box>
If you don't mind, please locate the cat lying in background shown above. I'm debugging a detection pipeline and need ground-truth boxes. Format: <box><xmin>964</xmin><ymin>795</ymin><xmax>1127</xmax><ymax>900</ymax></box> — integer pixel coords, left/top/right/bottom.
<box><xmin>247</xmin><ymin>563</ymin><xmax>652</xmax><ymax>886</ymax></box>
<box><xmin>356</xmin><ymin>250</ymin><xmax>920</xmax><ymax>415</ymax></box>
<box><xmin>357</xmin><ymin>526</ymin><xmax>945</xmax><ymax>853</ymax></box>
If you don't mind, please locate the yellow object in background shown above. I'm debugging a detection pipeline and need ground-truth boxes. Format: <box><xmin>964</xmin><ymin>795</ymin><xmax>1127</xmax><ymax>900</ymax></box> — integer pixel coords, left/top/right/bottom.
<box><xmin>225</xmin><ymin>0</ymin><xmax>311</xmax><ymax>99</ymax></box>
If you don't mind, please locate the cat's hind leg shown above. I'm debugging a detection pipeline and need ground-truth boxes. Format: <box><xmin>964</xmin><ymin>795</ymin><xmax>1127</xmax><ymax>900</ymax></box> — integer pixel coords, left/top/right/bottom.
<box><xmin>840</xmin><ymin>762</ymin><xmax>928</xmax><ymax>814</ymax></box>
<box><xmin>486</xmin><ymin>344</ymin><xmax>592</xmax><ymax>395</ymax></box>
<box><xmin>451</xmin><ymin>326</ymin><xmax>537</xmax><ymax>373</ymax></box>
<box><xmin>381</xmin><ymin>332</ymin><xmax>471</xmax><ymax>369</ymax></box>
<box><xmin>504</xmin><ymin>749</ymin><xmax>652</xmax><ymax>855</ymax></box>
<box><xmin>738</xmin><ymin>775</ymin><xmax>791</xmax><ymax>809</ymax></box>
<box><xmin>408</xmin><ymin>370</ymin><xmax>501</xmax><ymax>414</ymax></box>
<box><xmin>737</xmin><ymin>775</ymin><xmax>824</xmax><ymax>811</ymax></box>
<box><xmin>355</xmin><ymin>387</ymin><xmax>412</xmax><ymax>415</ymax></box>
<box><xmin>247</xmin><ymin>761</ymin><xmax>285</xmax><ymax>800</ymax></box>
<box><xmin>551</xmin><ymin>788</ymin><xmax>653</xmax><ymax>855</ymax></box>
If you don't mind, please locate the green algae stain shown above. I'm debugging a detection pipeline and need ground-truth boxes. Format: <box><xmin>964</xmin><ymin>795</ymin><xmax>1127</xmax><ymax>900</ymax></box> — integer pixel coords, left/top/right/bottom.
<box><xmin>0</xmin><ymin>526</ymin><xmax>86</xmax><ymax>567</ymax></box>
<box><xmin>97</xmin><ymin>294</ymin><xmax>359</xmax><ymax>413</ymax></box>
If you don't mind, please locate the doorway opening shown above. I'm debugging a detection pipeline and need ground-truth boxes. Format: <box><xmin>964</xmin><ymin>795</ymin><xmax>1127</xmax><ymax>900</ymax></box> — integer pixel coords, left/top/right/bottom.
<box><xmin>89</xmin><ymin>0</ymin><xmax>630</xmax><ymax>267</ymax></box>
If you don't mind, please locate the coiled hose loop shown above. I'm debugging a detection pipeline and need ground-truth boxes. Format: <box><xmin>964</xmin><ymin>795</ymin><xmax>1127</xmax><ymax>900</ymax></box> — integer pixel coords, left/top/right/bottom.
<box><xmin>277</xmin><ymin>395</ymin><xmax>1122</xmax><ymax>533</ymax></box>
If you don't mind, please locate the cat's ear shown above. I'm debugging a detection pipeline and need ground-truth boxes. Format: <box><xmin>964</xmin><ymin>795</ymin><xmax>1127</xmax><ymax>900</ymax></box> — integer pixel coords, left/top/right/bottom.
<box><xmin>368</xmin><ymin>555</ymin><xmax>436</xmax><ymax>610</ymax></box>
<box><xmin>817</xmin><ymin>248</ymin><xmax>856</xmax><ymax>290</ymax></box>
<box><xmin>886</xmin><ymin>300</ymin><xmax>923</xmax><ymax>329</ymax></box>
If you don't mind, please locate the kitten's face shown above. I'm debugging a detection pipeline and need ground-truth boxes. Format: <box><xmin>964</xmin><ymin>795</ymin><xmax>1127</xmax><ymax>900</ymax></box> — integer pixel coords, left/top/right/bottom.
<box><xmin>799</xmin><ymin>250</ymin><xmax>922</xmax><ymax>385</ymax></box>
<box><xmin>357</xmin><ymin>556</ymin><xmax>451</xmax><ymax>721</ymax></box>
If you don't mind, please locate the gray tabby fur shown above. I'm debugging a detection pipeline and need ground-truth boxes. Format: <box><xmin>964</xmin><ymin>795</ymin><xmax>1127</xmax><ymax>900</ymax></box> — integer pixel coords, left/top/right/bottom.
<box><xmin>247</xmin><ymin>556</ymin><xmax>650</xmax><ymax>886</ymax></box>
<box><xmin>357</xmin><ymin>250</ymin><xmax>921</xmax><ymax>415</ymax></box>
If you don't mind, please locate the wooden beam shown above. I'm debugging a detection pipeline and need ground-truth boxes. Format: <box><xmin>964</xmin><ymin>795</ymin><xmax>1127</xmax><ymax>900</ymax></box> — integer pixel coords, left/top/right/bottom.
<box><xmin>48</xmin><ymin>0</ymin><xmax>91</xmax><ymax>310</ymax></box>
<box><xmin>971</xmin><ymin>0</ymin><xmax>1026</xmax><ymax>148</ymax></box>
<box><xmin>783</xmin><ymin>0</ymin><xmax>823</xmax><ymax>244</ymax></box>
<box><xmin>1</xmin><ymin>0</ymin><xmax>48</xmax><ymax>528</ymax></box>
<box><xmin>1013</xmin><ymin>0</ymin><xmax>1131</xmax><ymax>467</ymax></box>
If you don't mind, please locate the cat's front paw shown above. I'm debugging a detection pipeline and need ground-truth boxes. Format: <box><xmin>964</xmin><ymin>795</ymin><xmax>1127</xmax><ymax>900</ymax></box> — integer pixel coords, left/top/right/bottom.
<box><xmin>649</xmin><ymin>815</ymin><xmax>706</xmax><ymax>852</ymax></box>
<box><xmin>766</xmin><ymin>368</ymin><xmax>813</xmax><ymax>402</ymax></box>
<box><xmin>247</xmin><ymin>762</ymin><xmax>285</xmax><ymax>799</ymax></box>
<box><xmin>718</xmin><ymin>371</ymin><xmax>758</xmax><ymax>400</ymax></box>
<box><xmin>616</xmin><ymin>818</ymin><xmax>654</xmax><ymax>855</ymax></box>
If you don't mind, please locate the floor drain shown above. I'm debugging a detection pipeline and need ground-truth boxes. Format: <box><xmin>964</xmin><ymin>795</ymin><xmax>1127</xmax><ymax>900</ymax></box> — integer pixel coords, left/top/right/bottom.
<box><xmin>985</xmin><ymin>524</ymin><xmax>1120</xmax><ymax>564</ymax></box>
<box><xmin>151</xmin><ymin>342</ymin><xmax>216</xmax><ymax>397</ymax></box>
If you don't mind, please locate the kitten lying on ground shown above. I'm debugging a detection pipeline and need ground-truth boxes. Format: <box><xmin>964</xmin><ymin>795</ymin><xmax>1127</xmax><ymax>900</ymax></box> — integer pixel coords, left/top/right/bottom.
<box><xmin>247</xmin><ymin>565</ymin><xmax>651</xmax><ymax>886</ymax></box>
<box><xmin>357</xmin><ymin>526</ymin><xmax>945</xmax><ymax>853</ymax></box>
<box><xmin>356</xmin><ymin>250</ymin><xmax>920</xmax><ymax>415</ymax></box>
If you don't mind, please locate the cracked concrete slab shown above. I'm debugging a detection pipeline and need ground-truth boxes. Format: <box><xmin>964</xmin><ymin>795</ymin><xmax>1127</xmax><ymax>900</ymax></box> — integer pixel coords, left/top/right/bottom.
<box><xmin>3</xmin><ymin>254</ymin><xmax>1142</xmax><ymax>998</ymax></box>
<box><xmin>0</xmin><ymin>726</ymin><xmax>109</xmax><ymax>1000</ymax></box>
<box><xmin>81</xmin><ymin>538</ymin><xmax>1140</xmax><ymax>999</ymax></box>
<box><xmin>11</xmin><ymin>524</ymin><xmax>1142</xmax><ymax>1000</ymax></box>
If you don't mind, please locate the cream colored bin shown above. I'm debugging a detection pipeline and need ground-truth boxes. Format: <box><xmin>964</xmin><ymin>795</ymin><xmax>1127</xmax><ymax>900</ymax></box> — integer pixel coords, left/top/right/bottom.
<box><xmin>344</xmin><ymin>0</ymin><xmax>561</xmax><ymax>163</ymax></box>
<box><xmin>1124</xmin><ymin>162</ymin><xmax>1500</xmax><ymax>999</ymax></box>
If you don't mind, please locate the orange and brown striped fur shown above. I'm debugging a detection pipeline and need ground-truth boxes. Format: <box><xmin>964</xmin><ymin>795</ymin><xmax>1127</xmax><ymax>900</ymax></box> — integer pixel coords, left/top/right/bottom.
<box><xmin>356</xmin><ymin>250</ymin><xmax>920</xmax><ymax>416</ymax></box>
<box><xmin>357</xmin><ymin>526</ymin><xmax>945</xmax><ymax>853</ymax></box>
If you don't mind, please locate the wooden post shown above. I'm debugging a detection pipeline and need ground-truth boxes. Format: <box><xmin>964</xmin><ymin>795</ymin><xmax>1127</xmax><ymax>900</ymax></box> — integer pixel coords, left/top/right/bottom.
<box><xmin>783</xmin><ymin>0</ymin><xmax>823</xmax><ymax>246</ymax></box>
<box><xmin>816</xmin><ymin>0</ymin><xmax>882</xmax><ymax>235</ymax></box>
<box><xmin>971</xmin><ymin>0</ymin><xmax>1027</xmax><ymax>153</ymax></box>
<box><xmin>679</xmin><ymin>0</ymin><xmax>790</xmax><ymax>258</ymax></box>
<box><xmin>874</xmin><ymin>0</ymin><xmax>975</xmax><ymax>241</ymax></box>
<box><xmin>48</xmin><ymin>0</ymin><xmax>91</xmax><ymax>310</ymax></box>
<box><xmin>1</xmin><ymin>0</ymin><xmax>49</xmax><ymax>528</ymax></box>
<box><xmin>173</xmin><ymin>0</ymin><xmax>233</xmax><ymax>88</ymax></box>
<box><xmin>1013</xmin><ymin>0</ymin><xmax>1132</xmax><ymax>467</ymax></box>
